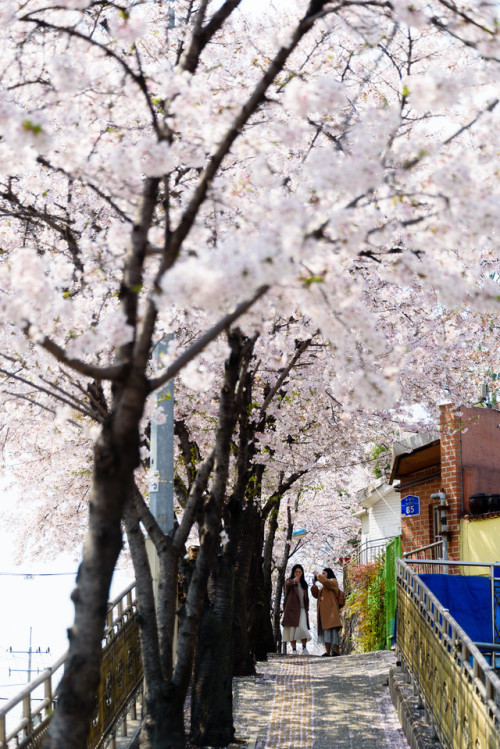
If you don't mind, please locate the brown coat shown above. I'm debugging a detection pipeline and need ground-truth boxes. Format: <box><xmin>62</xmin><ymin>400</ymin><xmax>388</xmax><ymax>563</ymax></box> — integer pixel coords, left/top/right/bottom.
<box><xmin>281</xmin><ymin>578</ymin><xmax>310</xmax><ymax>628</ymax></box>
<box><xmin>311</xmin><ymin>573</ymin><xmax>341</xmax><ymax>630</ymax></box>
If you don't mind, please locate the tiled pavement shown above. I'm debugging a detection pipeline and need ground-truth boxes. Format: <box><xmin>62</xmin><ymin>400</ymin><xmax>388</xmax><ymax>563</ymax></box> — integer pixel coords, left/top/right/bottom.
<box><xmin>231</xmin><ymin>650</ymin><xmax>410</xmax><ymax>749</ymax></box>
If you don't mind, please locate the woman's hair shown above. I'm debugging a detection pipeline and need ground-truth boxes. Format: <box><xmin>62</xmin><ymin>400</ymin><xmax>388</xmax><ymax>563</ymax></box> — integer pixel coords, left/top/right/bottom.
<box><xmin>323</xmin><ymin>567</ymin><xmax>336</xmax><ymax>579</ymax></box>
<box><xmin>289</xmin><ymin>564</ymin><xmax>308</xmax><ymax>589</ymax></box>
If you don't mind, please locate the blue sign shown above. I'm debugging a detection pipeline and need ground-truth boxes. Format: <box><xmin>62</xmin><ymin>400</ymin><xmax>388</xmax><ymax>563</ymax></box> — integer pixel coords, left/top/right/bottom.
<box><xmin>401</xmin><ymin>494</ymin><xmax>420</xmax><ymax>517</ymax></box>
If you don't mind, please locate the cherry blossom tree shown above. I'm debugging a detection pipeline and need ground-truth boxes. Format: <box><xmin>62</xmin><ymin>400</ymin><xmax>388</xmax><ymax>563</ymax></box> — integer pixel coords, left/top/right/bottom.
<box><xmin>1</xmin><ymin>0</ymin><xmax>500</xmax><ymax>747</ymax></box>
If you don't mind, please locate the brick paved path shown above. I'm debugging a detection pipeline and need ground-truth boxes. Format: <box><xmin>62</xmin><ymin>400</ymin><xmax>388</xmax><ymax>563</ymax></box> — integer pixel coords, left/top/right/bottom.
<box><xmin>232</xmin><ymin>650</ymin><xmax>409</xmax><ymax>748</ymax></box>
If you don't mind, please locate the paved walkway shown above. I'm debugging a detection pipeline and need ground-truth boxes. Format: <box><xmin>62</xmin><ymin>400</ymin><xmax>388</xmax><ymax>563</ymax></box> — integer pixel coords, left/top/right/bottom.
<box><xmin>231</xmin><ymin>650</ymin><xmax>409</xmax><ymax>749</ymax></box>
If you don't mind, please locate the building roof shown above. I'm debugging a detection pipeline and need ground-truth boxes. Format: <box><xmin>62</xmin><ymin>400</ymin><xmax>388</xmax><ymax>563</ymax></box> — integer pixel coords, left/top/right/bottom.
<box><xmin>356</xmin><ymin>477</ymin><xmax>400</xmax><ymax>510</ymax></box>
<box><xmin>389</xmin><ymin>432</ymin><xmax>440</xmax><ymax>485</ymax></box>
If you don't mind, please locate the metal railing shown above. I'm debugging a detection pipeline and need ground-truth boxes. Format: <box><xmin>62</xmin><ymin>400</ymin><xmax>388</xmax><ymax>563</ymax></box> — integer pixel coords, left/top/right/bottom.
<box><xmin>0</xmin><ymin>583</ymin><xmax>142</xmax><ymax>749</ymax></box>
<box><xmin>396</xmin><ymin>559</ymin><xmax>500</xmax><ymax>749</ymax></box>
<box><xmin>0</xmin><ymin>652</ymin><xmax>66</xmax><ymax>749</ymax></box>
<box><xmin>403</xmin><ymin>540</ymin><xmax>444</xmax><ymax>564</ymax></box>
<box><xmin>352</xmin><ymin>536</ymin><xmax>395</xmax><ymax>565</ymax></box>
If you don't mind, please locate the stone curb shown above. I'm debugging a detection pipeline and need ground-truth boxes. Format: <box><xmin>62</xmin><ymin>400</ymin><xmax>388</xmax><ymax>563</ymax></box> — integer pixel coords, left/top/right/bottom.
<box><xmin>389</xmin><ymin>665</ymin><xmax>442</xmax><ymax>749</ymax></box>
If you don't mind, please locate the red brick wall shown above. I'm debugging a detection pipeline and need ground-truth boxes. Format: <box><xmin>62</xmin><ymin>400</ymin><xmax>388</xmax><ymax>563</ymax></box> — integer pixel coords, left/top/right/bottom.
<box><xmin>400</xmin><ymin>405</ymin><xmax>462</xmax><ymax>558</ymax></box>
<box><xmin>400</xmin><ymin>404</ymin><xmax>500</xmax><ymax>559</ymax></box>
<box><xmin>439</xmin><ymin>404</ymin><xmax>462</xmax><ymax>560</ymax></box>
<box><xmin>400</xmin><ymin>468</ymin><xmax>441</xmax><ymax>553</ymax></box>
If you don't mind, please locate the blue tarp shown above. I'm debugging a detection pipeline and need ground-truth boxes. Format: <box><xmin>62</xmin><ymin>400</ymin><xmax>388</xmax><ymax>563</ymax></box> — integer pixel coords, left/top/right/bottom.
<box><xmin>419</xmin><ymin>574</ymin><xmax>492</xmax><ymax>644</ymax></box>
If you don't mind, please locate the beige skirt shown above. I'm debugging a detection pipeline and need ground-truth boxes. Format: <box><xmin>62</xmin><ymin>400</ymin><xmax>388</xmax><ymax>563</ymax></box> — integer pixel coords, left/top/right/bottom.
<box><xmin>282</xmin><ymin>608</ymin><xmax>311</xmax><ymax>642</ymax></box>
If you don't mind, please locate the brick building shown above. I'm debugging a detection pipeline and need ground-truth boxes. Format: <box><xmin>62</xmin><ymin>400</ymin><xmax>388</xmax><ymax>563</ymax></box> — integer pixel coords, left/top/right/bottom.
<box><xmin>389</xmin><ymin>404</ymin><xmax>500</xmax><ymax>560</ymax></box>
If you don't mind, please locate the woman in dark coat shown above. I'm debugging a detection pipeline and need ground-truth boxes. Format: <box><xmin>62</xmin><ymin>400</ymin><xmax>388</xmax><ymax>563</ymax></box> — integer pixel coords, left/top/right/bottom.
<box><xmin>281</xmin><ymin>564</ymin><xmax>311</xmax><ymax>655</ymax></box>
<box><xmin>311</xmin><ymin>567</ymin><xmax>342</xmax><ymax>656</ymax></box>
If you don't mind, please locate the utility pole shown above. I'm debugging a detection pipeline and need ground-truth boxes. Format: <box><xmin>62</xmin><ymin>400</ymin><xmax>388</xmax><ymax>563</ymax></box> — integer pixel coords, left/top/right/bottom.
<box><xmin>149</xmin><ymin>337</ymin><xmax>175</xmax><ymax>534</ymax></box>
<box><xmin>9</xmin><ymin>627</ymin><xmax>50</xmax><ymax>683</ymax></box>
<box><xmin>146</xmin><ymin>336</ymin><xmax>177</xmax><ymax>657</ymax></box>
<box><xmin>167</xmin><ymin>0</ymin><xmax>175</xmax><ymax>28</ymax></box>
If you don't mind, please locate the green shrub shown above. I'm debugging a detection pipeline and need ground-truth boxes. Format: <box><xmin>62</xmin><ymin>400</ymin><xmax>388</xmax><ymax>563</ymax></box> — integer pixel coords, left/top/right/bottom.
<box><xmin>346</xmin><ymin>555</ymin><xmax>386</xmax><ymax>652</ymax></box>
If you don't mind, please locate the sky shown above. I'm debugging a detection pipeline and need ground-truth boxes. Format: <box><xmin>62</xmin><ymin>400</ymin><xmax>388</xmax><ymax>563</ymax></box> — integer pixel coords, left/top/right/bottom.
<box><xmin>0</xmin><ymin>521</ymin><xmax>132</xmax><ymax>708</ymax></box>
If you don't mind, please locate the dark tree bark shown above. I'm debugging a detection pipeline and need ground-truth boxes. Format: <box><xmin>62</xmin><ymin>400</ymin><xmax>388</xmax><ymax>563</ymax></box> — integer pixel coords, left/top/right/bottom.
<box><xmin>190</xmin><ymin>489</ymin><xmax>243</xmax><ymax>745</ymax></box>
<box><xmin>273</xmin><ymin>505</ymin><xmax>294</xmax><ymax>651</ymax></box>
<box><xmin>45</xmin><ymin>366</ymin><xmax>150</xmax><ymax>749</ymax></box>
<box><xmin>190</xmin><ymin>554</ymin><xmax>235</xmax><ymax>746</ymax></box>
<box><xmin>247</xmin><ymin>511</ymin><xmax>274</xmax><ymax>662</ymax></box>
<box><xmin>232</xmin><ymin>500</ymin><xmax>260</xmax><ymax>676</ymax></box>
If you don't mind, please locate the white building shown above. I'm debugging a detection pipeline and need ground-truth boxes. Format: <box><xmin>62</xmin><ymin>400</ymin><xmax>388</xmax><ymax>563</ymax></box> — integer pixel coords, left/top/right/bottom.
<box><xmin>353</xmin><ymin>478</ymin><xmax>401</xmax><ymax>563</ymax></box>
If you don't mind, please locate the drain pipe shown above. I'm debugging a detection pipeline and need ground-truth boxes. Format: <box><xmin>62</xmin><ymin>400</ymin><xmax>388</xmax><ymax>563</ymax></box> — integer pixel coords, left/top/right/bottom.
<box><xmin>431</xmin><ymin>491</ymin><xmax>449</xmax><ymax>573</ymax></box>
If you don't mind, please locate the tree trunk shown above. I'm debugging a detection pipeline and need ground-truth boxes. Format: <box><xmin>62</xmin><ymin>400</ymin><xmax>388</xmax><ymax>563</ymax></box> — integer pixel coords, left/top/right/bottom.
<box><xmin>260</xmin><ymin>499</ymin><xmax>281</xmax><ymax>659</ymax></box>
<box><xmin>190</xmin><ymin>555</ymin><xmax>235</xmax><ymax>746</ymax></box>
<box><xmin>45</xmin><ymin>410</ymin><xmax>145</xmax><ymax>749</ymax></box>
<box><xmin>248</xmin><ymin>513</ymin><xmax>274</xmax><ymax>662</ymax></box>
<box><xmin>190</xmin><ymin>491</ymin><xmax>242</xmax><ymax>745</ymax></box>
<box><xmin>232</xmin><ymin>501</ymin><xmax>258</xmax><ymax>676</ymax></box>
<box><xmin>273</xmin><ymin>506</ymin><xmax>293</xmax><ymax>651</ymax></box>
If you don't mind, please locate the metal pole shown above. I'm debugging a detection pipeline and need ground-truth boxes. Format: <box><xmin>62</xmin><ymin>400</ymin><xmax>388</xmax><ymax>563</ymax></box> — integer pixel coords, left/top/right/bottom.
<box><xmin>149</xmin><ymin>337</ymin><xmax>175</xmax><ymax>534</ymax></box>
<box><xmin>167</xmin><ymin>0</ymin><xmax>175</xmax><ymax>28</ymax></box>
<box><xmin>28</xmin><ymin>628</ymin><xmax>32</xmax><ymax>683</ymax></box>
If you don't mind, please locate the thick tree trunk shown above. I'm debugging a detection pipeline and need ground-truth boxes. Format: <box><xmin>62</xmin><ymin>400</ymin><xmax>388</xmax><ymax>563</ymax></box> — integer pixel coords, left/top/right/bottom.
<box><xmin>45</xmin><ymin>408</ymin><xmax>146</xmax><ymax>749</ymax></box>
<box><xmin>248</xmin><ymin>515</ymin><xmax>274</xmax><ymax>662</ymax></box>
<box><xmin>190</xmin><ymin>556</ymin><xmax>235</xmax><ymax>746</ymax></box>
<box><xmin>232</xmin><ymin>501</ymin><xmax>259</xmax><ymax>676</ymax></box>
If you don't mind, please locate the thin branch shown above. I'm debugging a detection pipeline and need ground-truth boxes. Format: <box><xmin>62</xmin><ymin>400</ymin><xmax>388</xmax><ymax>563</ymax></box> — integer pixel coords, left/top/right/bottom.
<box><xmin>259</xmin><ymin>337</ymin><xmax>315</xmax><ymax>417</ymax></box>
<box><xmin>0</xmin><ymin>366</ymin><xmax>96</xmax><ymax>419</ymax></box>
<box><xmin>2</xmin><ymin>389</ymin><xmax>82</xmax><ymax>429</ymax></box>
<box><xmin>20</xmin><ymin>16</ymin><xmax>159</xmax><ymax>130</ymax></box>
<box><xmin>157</xmin><ymin>5</ymin><xmax>332</xmax><ymax>277</ymax></box>
<box><xmin>180</xmin><ymin>0</ymin><xmax>242</xmax><ymax>74</ymax></box>
<box><xmin>173</xmin><ymin>450</ymin><xmax>215</xmax><ymax>553</ymax></box>
<box><xmin>36</xmin><ymin>156</ymin><xmax>132</xmax><ymax>223</ymax></box>
<box><xmin>23</xmin><ymin>327</ymin><xmax>126</xmax><ymax>381</ymax></box>
<box><xmin>147</xmin><ymin>285</ymin><xmax>269</xmax><ymax>392</ymax></box>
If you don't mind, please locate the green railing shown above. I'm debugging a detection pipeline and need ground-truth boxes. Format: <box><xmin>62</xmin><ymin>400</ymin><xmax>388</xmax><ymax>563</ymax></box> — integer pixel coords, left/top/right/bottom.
<box><xmin>384</xmin><ymin>536</ymin><xmax>401</xmax><ymax>650</ymax></box>
<box><xmin>396</xmin><ymin>559</ymin><xmax>500</xmax><ymax>749</ymax></box>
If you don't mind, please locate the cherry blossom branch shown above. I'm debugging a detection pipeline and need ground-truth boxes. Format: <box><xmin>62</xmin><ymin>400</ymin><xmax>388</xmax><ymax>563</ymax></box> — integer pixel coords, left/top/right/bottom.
<box><xmin>36</xmin><ymin>156</ymin><xmax>132</xmax><ymax>224</ymax></box>
<box><xmin>442</xmin><ymin>97</ymin><xmax>499</xmax><ymax>146</ymax></box>
<box><xmin>259</xmin><ymin>338</ymin><xmax>316</xmax><ymax>417</ymax></box>
<box><xmin>173</xmin><ymin>450</ymin><xmax>215</xmax><ymax>554</ymax></box>
<box><xmin>38</xmin><ymin>374</ymin><xmax>102</xmax><ymax>420</ymax></box>
<box><xmin>147</xmin><ymin>284</ymin><xmax>269</xmax><ymax>393</ymax></box>
<box><xmin>261</xmin><ymin>470</ymin><xmax>309</xmax><ymax>519</ymax></box>
<box><xmin>22</xmin><ymin>329</ymin><xmax>126</xmax><ymax>380</ymax></box>
<box><xmin>0</xmin><ymin>365</ymin><xmax>97</xmax><ymax>419</ymax></box>
<box><xmin>124</xmin><ymin>176</ymin><xmax>160</xmax><ymax>317</ymax></box>
<box><xmin>19</xmin><ymin>16</ymin><xmax>159</xmax><ymax>131</ymax></box>
<box><xmin>181</xmin><ymin>0</ymin><xmax>243</xmax><ymax>74</ymax></box>
<box><xmin>67</xmin><ymin>377</ymin><xmax>110</xmax><ymax>420</ymax></box>
<box><xmin>158</xmin><ymin>4</ymin><xmax>337</xmax><ymax>276</ymax></box>
<box><xmin>0</xmin><ymin>187</ymin><xmax>84</xmax><ymax>272</ymax></box>
<box><xmin>132</xmin><ymin>490</ymin><xmax>167</xmax><ymax>550</ymax></box>
<box><xmin>435</xmin><ymin>0</ymin><xmax>495</xmax><ymax>36</ymax></box>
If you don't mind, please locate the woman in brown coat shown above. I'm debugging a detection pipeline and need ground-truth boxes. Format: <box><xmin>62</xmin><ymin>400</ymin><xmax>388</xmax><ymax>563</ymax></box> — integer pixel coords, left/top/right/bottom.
<box><xmin>311</xmin><ymin>567</ymin><xmax>342</xmax><ymax>656</ymax></box>
<box><xmin>281</xmin><ymin>564</ymin><xmax>311</xmax><ymax>655</ymax></box>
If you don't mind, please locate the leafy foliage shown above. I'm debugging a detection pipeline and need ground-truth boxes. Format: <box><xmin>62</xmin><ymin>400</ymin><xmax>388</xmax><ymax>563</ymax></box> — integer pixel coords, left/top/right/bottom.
<box><xmin>347</xmin><ymin>556</ymin><xmax>386</xmax><ymax>652</ymax></box>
